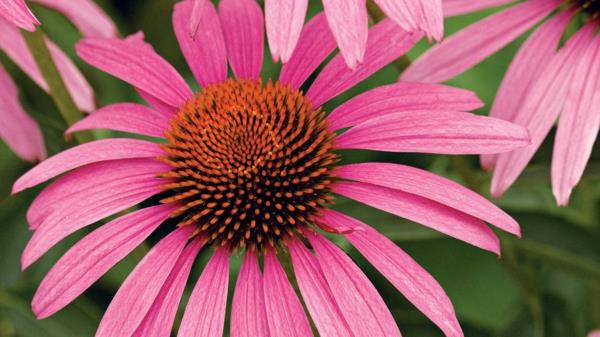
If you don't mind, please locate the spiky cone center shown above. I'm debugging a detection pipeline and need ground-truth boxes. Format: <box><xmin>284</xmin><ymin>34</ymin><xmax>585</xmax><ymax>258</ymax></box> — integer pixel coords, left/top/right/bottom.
<box><xmin>158</xmin><ymin>79</ymin><xmax>338</xmax><ymax>251</ymax></box>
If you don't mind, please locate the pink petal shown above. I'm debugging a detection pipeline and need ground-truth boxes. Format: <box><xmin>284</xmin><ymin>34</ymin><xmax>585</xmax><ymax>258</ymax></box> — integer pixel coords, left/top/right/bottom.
<box><xmin>307</xmin><ymin>232</ymin><xmax>401</xmax><ymax>337</ymax></box>
<box><xmin>263</xmin><ymin>249</ymin><xmax>314</xmax><ymax>337</ymax></box>
<box><xmin>287</xmin><ymin>238</ymin><xmax>353</xmax><ymax>337</ymax></box>
<box><xmin>0</xmin><ymin>64</ymin><xmax>45</xmax><ymax>162</ymax></box>
<box><xmin>337</xmin><ymin>162</ymin><xmax>520</xmax><ymax>236</ymax></box>
<box><xmin>218</xmin><ymin>0</ymin><xmax>264</xmax><ymax>80</ymax></box>
<box><xmin>491</xmin><ymin>24</ymin><xmax>596</xmax><ymax>197</ymax></box>
<box><xmin>22</xmin><ymin>177</ymin><xmax>162</xmax><ymax>269</ymax></box>
<box><xmin>231</xmin><ymin>251</ymin><xmax>270</xmax><ymax>337</ymax></box>
<box><xmin>401</xmin><ymin>0</ymin><xmax>560</xmax><ymax>83</ymax></box>
<box><xmin>95</xmin><ymin>226</ymin><xmax>194</xmax><ymax>337</ymax></box>
<box><xmin>67</xmin><ymin>103</ymin><xmax>170</xmax><ymax>138</ymax></box>
<box><xmin>322</xmin><ymin>0</ymin><xmax>368</xmax><ymax>69</ymax></box>
<box><xmin>307</xmin><ymin>19</ymin><xmax>422</xmax><ymax>107</ymax></box>
<box><xmin>265</xmin><ymin>0</ymin><xmax>308</xmax><ymax>63</ymax></box>
<box><xmin>551</xmin><ymin>36</ymin><xmax>600</xmax><ymax>206</ymax></box>
<box><xmin>279</xmin><ymin>13</ymin><xmax>336</xmax><ymax>89</ymax></box>
<box><xmin>173</xmin><ymin>0</ymin><xmax>228</xmax><ymax>87</ymax></box>
<box><xmin>335</xmin><ymin>110</ymin><xmax>530</xmax><ymax>155</ymax></box>
<box><xmin>588</xmin><ymin>330</ymin><xmax>600</xmax><ymax>337</ymax></box>
<box><xmin>316</xmin><ymin>210</ymin><xmax>463</xmax><ymax>337</ymax></box>
<box><xmin>76</xmin><ymin>37</ymin><xmax>192</xmax><ymax>108</ymax></box>
<box><xmin>481</xmin><ymin>11</ymin><xmax>571</xmax><ymax>170</ymax></box>
<box><xmin>27</xmin><ymin>158</ymin><xmax>168</xmax><ymax>230</ymax></box>
<box><xmin>136</xmin><ymin>88</ymin><xmax>178</xmax><ymax>116</ymax></box>
<box><xmin>32</xmin><ymin>204</ymin><xmax>174</xmax><ymax>319</ymax></box>
<box><xmin>328</xmin><ymin>82</ymin><xmax>483</xmax><ymax>130</ymax></box>
<box><xmin>132</xmin><ymin>238</ymin><xmax>205</xmax><ymax>337</ymax></box>
<box><xmin>334</xmin><ymin>181</ymin><xmax>500</xmax><ymax>254</ymax></box>
<box><xmin>177</xmin><ymin>248</ymin><xmax>229</xmax><ymax>337</ymax></box>
<box><xmin>0</xmin><ymin>0</ymin><xmax>39</xmax><ymax>31</ymax></box>
<box><xmin>376</xmin><ymin>0</ymin><xmax>443</xmax><ymax>41</ymax></box>
<box><xmin>29</xmin><ymin>0</ymin><xmax>117</xmax><ymax>37</ymax></box>
<box><xmin>12</xmin><ymin>138</ymin><xmax>163</xmax><ymax>193</ymax></box>
<box><xmin>443</xmin><ymin>0</ymin><xmax>516</xmax><ymax>17</ymax></box>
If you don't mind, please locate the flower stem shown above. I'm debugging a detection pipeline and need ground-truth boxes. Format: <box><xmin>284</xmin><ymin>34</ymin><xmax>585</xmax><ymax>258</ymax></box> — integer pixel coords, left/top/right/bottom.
<box><xmin>21</xmin><ymin>29</ymin><xmax>93</xmax><ymax>143</ymax></box>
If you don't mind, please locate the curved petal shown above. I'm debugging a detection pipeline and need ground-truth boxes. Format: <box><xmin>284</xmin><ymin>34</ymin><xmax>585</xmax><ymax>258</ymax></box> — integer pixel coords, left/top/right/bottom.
<box><xmin>263</xmin><ymin>249</ymin><xmax>313</xmax><ymax>337</ymax></box>
<box><xmin>481</xmin><ymin>11</ymin><xmax>571</xmax><ymax>170</ymax></box>
<box><xmin>29</xmin><ymin>0</ymin><xmax>117</xmax><ymax>37</ymax></box>
<box><xmin>67</xmin><ymin>103</ymin><xmax>170</xmax><ymax>138</ymax></box>
<box><xmin>32</xmin><ymin>204</ymin><xmax>174</xmax><ymax>319</ymax></box>
<box><xmin>334</xmin><ymin>181</ymin><xmax>500</xmax><ymax>254</ymax></box>
<box><xmin>336</xmin><ymin>162</ymin><xmax>520</xmax><ymax>235</ymax></box>
<box><xmin>316</xmin><ymin>210</ymin><xmax>463</xmax><ymax>337</ymax></box>
<box><xmin>231</xmin><ymin>251</ymin><xmax>270</xmax><ymax>337</ymax></box>
<box><xmin>335</xmin><ymin>110</ymin><xmax>530</xmax><ymax>155</ymax></box>
<box><xmin>76</xmin><ymin>37</ymin><xmax>192</xmax><ymax>108</ymax></box>
<box><xmin>279</xmin><ymin>13</ymin><xmax>336</xmax><ymax>89</ymax></box>
<box><xmin>0</xmin><ymin>0</ymin><xmax>39</xmax><ymax>31</ymax></box>
<box><xmin>322</xmin><ymin>0</ymin><xmax>368</xmax><ymax>69</ymax></box>
<box><xmin>327</xmin><ymin>82</ymin><xmax>483</xmax><ymax>130</ymax></box>
<box><xmin>401</xmin><ymin>0</ymin><xmax>560</xmax><ymax>83</ymax></box>
<box><xmin>0</xmin><ymin>64</ymin><xmax>45</xmax><ymax>162</ymax></box>
<box><xmin>177</xmin><ymin>248</ymin><xmax>229</xmax><ymax>337</ymax></box>
<box><xmin>443</xmin><ymin>0</ymin><xmax>516</xmax><ymax>17</ymax></box>
<box><xmin>491</xmin><ymin>24</ymin><xmax>596</xmax><ymax>197</ymax></box>
<box><xmin>376</xmin><ymin>0</ymin><xmax>443</xmax><ymax>41</ymax></box>
<box><xmin>218</xmin><ymin>0</ymin><xmax>264</xmax><ymax>80</ymax></box>
<box><xmin>174</xmin><ymin>0</ymin><xmax>228</xmax><ymax>87</ymax></box>
<box><xmin>132</xmin><ymin>237</ymin><xmax>205</xmax><ymax>337</ymax></box>
<box><xmin>287</xmin><ymin>239</ymin><xmax>353</xmax><ymax>337</ymax></box>
<box><xmin>265</xmin><ymin>0</ymin><xmax>308</xmax><ymax>63</ymax></box>
<box><xmin>551</xmin><ymin>36</ymin><xmax>600</xmax><ymax>205</ymax></box>
<box><xmin>307</xmin><ymin>19</ymin><xmax>422</xmax><ymax>107</ymax></box>
<box><xmin>95</xmin><ymin>226</ymin><xmax>194</xmax><ymax>337</ymax></box>
<box><xmin>12</xmin><ymin>138</ymin><xmax>163</xmax><ymax>193</ymax></box>
<box><xmin>307</xmin><ymin>232</ymin><xmax>401</xmax><ymax>337</ymax></box>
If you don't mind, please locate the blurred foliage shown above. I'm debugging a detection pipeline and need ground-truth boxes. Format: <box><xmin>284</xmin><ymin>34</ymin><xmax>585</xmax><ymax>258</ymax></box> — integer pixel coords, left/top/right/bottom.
<box><xmin>0</xmin><ymin>1</ymin><xmax>599</xmax><ymax>337</ymax></box>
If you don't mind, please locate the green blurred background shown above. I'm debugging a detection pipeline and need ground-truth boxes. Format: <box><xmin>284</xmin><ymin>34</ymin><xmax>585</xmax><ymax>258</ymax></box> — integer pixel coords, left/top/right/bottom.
<box><xmin>1</xmin><ymin>1</ymin><xmax>599</xmax><ymax>336</ymax></box>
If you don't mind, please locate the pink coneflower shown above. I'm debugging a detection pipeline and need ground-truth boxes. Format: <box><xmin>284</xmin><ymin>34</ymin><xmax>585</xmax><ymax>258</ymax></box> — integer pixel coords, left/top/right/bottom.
<box><xmin>14</xmin><ymin>0</ymin><xmax>530</xmax><ymax>336</ymax></box>
<box><xmin>403</xmin><ymin>0</ymin><xmax>600</xmax><ymax>206</ymax></box>
<box><xmin>589</xmin><ymin>330</ymin><xmax>600</xmax><ymax>337</ymax></box>
<box><xmin>263</xmin><ymin>0</ymin><xmax>443</xmax><ymax>68</ymax></box>
<box><xmin>0</xmin><ymin>0</ymin><xmax>117</xmax><ymax>161</ymax></box>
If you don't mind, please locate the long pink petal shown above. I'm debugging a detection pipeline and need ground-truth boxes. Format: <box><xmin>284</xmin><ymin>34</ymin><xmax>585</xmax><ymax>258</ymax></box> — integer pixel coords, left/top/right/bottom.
<box><xmin>0</xmin><ymin>0</ymin><xmax>39</xmax><ymax>31</ymax></box>
<box><xmin>76</xmin><ymin>37</ymin><xmax>192</xmax><ymax>108</ymax></box>
<box><xmin>67</xmin><ymin>103</ymin><xmax>170</xmax><ymax>138</ymax></box>
<box><xmin>401</xmin><ymin>0</ymin><xmax>560</xmax><ymax>83</ymax></box>
<box><xmin>279</xmin><ymin>13</ymin><xmax>336</xmax><ymax>89</ymax></box>
<box><xmin>29</xmin><ymin>0</ymin><xmax>117</xmax><ymax>37</ymax></box>
<box><xmin>132</xmin><ymin>238</ymin><xmax>205</xmax><ymax>337</ymax></box>
<box><xmin>443</xmin><ymin>0</ymin><xmax>516</xmax><ymax>17</ymax></box>
<box><xmin>307</xmin><ymin>232</ymin><xmax>401</xmax><ymax>337</ymax></box>
<box><xmin>327</xmin><ymin>82</ymin><xmax>483</xmax><ymax>130</ymax></box>
<box><xmin>334</xmin><ymin>181</ymin><xmax>500</xmax><ymax>254</ymax></box>
<box><xmin>0</xmin><ymin>64</ymin><xmax>45</xmax><ymax>162</ymax></box>
<box><xmin>287</xmin><ymin>239</ymin><xmax>353</xmax><ymax>337</ymax></box>
<box><xmin>231</xmin><ymin>251</ymin><xmax>270</xmax><ymax>337</ymax></box>
<box><xmin>95</xmin><ymin>226</ymin><xmax>194</xmax><ymax>337</ymax></box>
<box><xmin>481</xmin><ymin>11</ymin><xmax>571</xmax><ymax>170</ymax></box>
<box><xmin>335</xmin><ymin>110</ymin><xmax>530</xmax><ymax>155</ymax></box>
<box><xmin>307</xmin><ymin>19</ymin><xmax>422</xmax><ymax>107</ymax></box>
<box><xmin>27</xmin><ymin>158</ymin><xmax>168</xmax><ymax>229</ymax></box>
<box><xmin>173</xmin><ymin>0</ymin><xmax>228</xmax><ymax>87</ymax></box>
<box><xmin>491</xmin><ymin>24</ymin><xmax>596</xmax><ymax>197</ymax></box>
<box><xmin>337</xmin><ymin>162</ymin><xmax>520</xmax><ymax>235</ymax></box>
<box><xmin>322</xmin><ymin>0</ymin><xmax>368</xmax><ymax>69</ymax></box>
<box><xmin>265</xmin><ymin>0</ymin><xmax>307</xmax><ymax>63</ymax></box>
<box><xmin>12</xmin><ymin>138</ymin><xmax>163</xmax><ymax>193</ymax></box>
<box><xmin>32</xmin><ymin>204</ymin><xmax>174</xmax><ymax>319</ymax></box>
<box><xmin>376</xmin><ymin>0</ymin><xmax>443</xmax><ymax>41</ymax></box>
<box><xmin>551</xmin><ymin>36</ymin><xmax>600</xmax><ymax>206</ymax></box>
<box><xmin>316</xmin><ymin>210</ymin><xmax>463</xmax><ymax>337</ymax></box>
<box><xmin>218</xmin><ymin>0</ymin><xmax>264</xmax><ymax>80</ymax></box>
<box><xmin>177</xmin><ymin>248</ymin><xmax>229</xmax><ymax>337</ymax></box>
<box><xmin>263</xmin><ymin>249</ymin><xmax>313</xmax><ymax>337</ymax></box>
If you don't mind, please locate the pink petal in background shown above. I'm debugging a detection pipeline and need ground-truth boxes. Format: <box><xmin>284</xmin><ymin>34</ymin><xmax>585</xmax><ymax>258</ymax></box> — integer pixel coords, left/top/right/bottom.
<box><xmin>0</xmin><ymin>0</ymin><xmax>39</xmax><ymax>31</ymax></box>
<box><xmin>322</xmin><ymin>0</ymin><xmax>368</xmax><ymax>69</ymax></box>
<box><xmin>265</xmin><ymin>0</ymin><xmax>308</xmax><ymax>63</ymax></box>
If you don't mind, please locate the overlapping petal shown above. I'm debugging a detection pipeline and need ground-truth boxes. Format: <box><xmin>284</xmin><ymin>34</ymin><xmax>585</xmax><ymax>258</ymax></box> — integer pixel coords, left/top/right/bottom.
<box><xmin>0</xmin><ymin>0</ymin><xmax>39</xmax><ymax>31</ymax></box>
<box><xmin>322</xmin><ymin>0</ymin><xmax>368</xmax><ymax>70</ymax></box>
<box><xmin>231</xmin><ymin>252</ymin><xmax>270</xmax><ymax>337</ymax></box>
<box><xmin>30</xmin><ymin>0</ymin><xmax>117</xmax><ymax>37</ymax></box>
<box><xmin>443</xmin><ymin>0</ymin><xmax>516</xmax><ymax>17</ymax></box>
<box><xmin>265</xmin><ymin>0</ymin><xmax>308</xmax><ymax>63</ymax></box>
